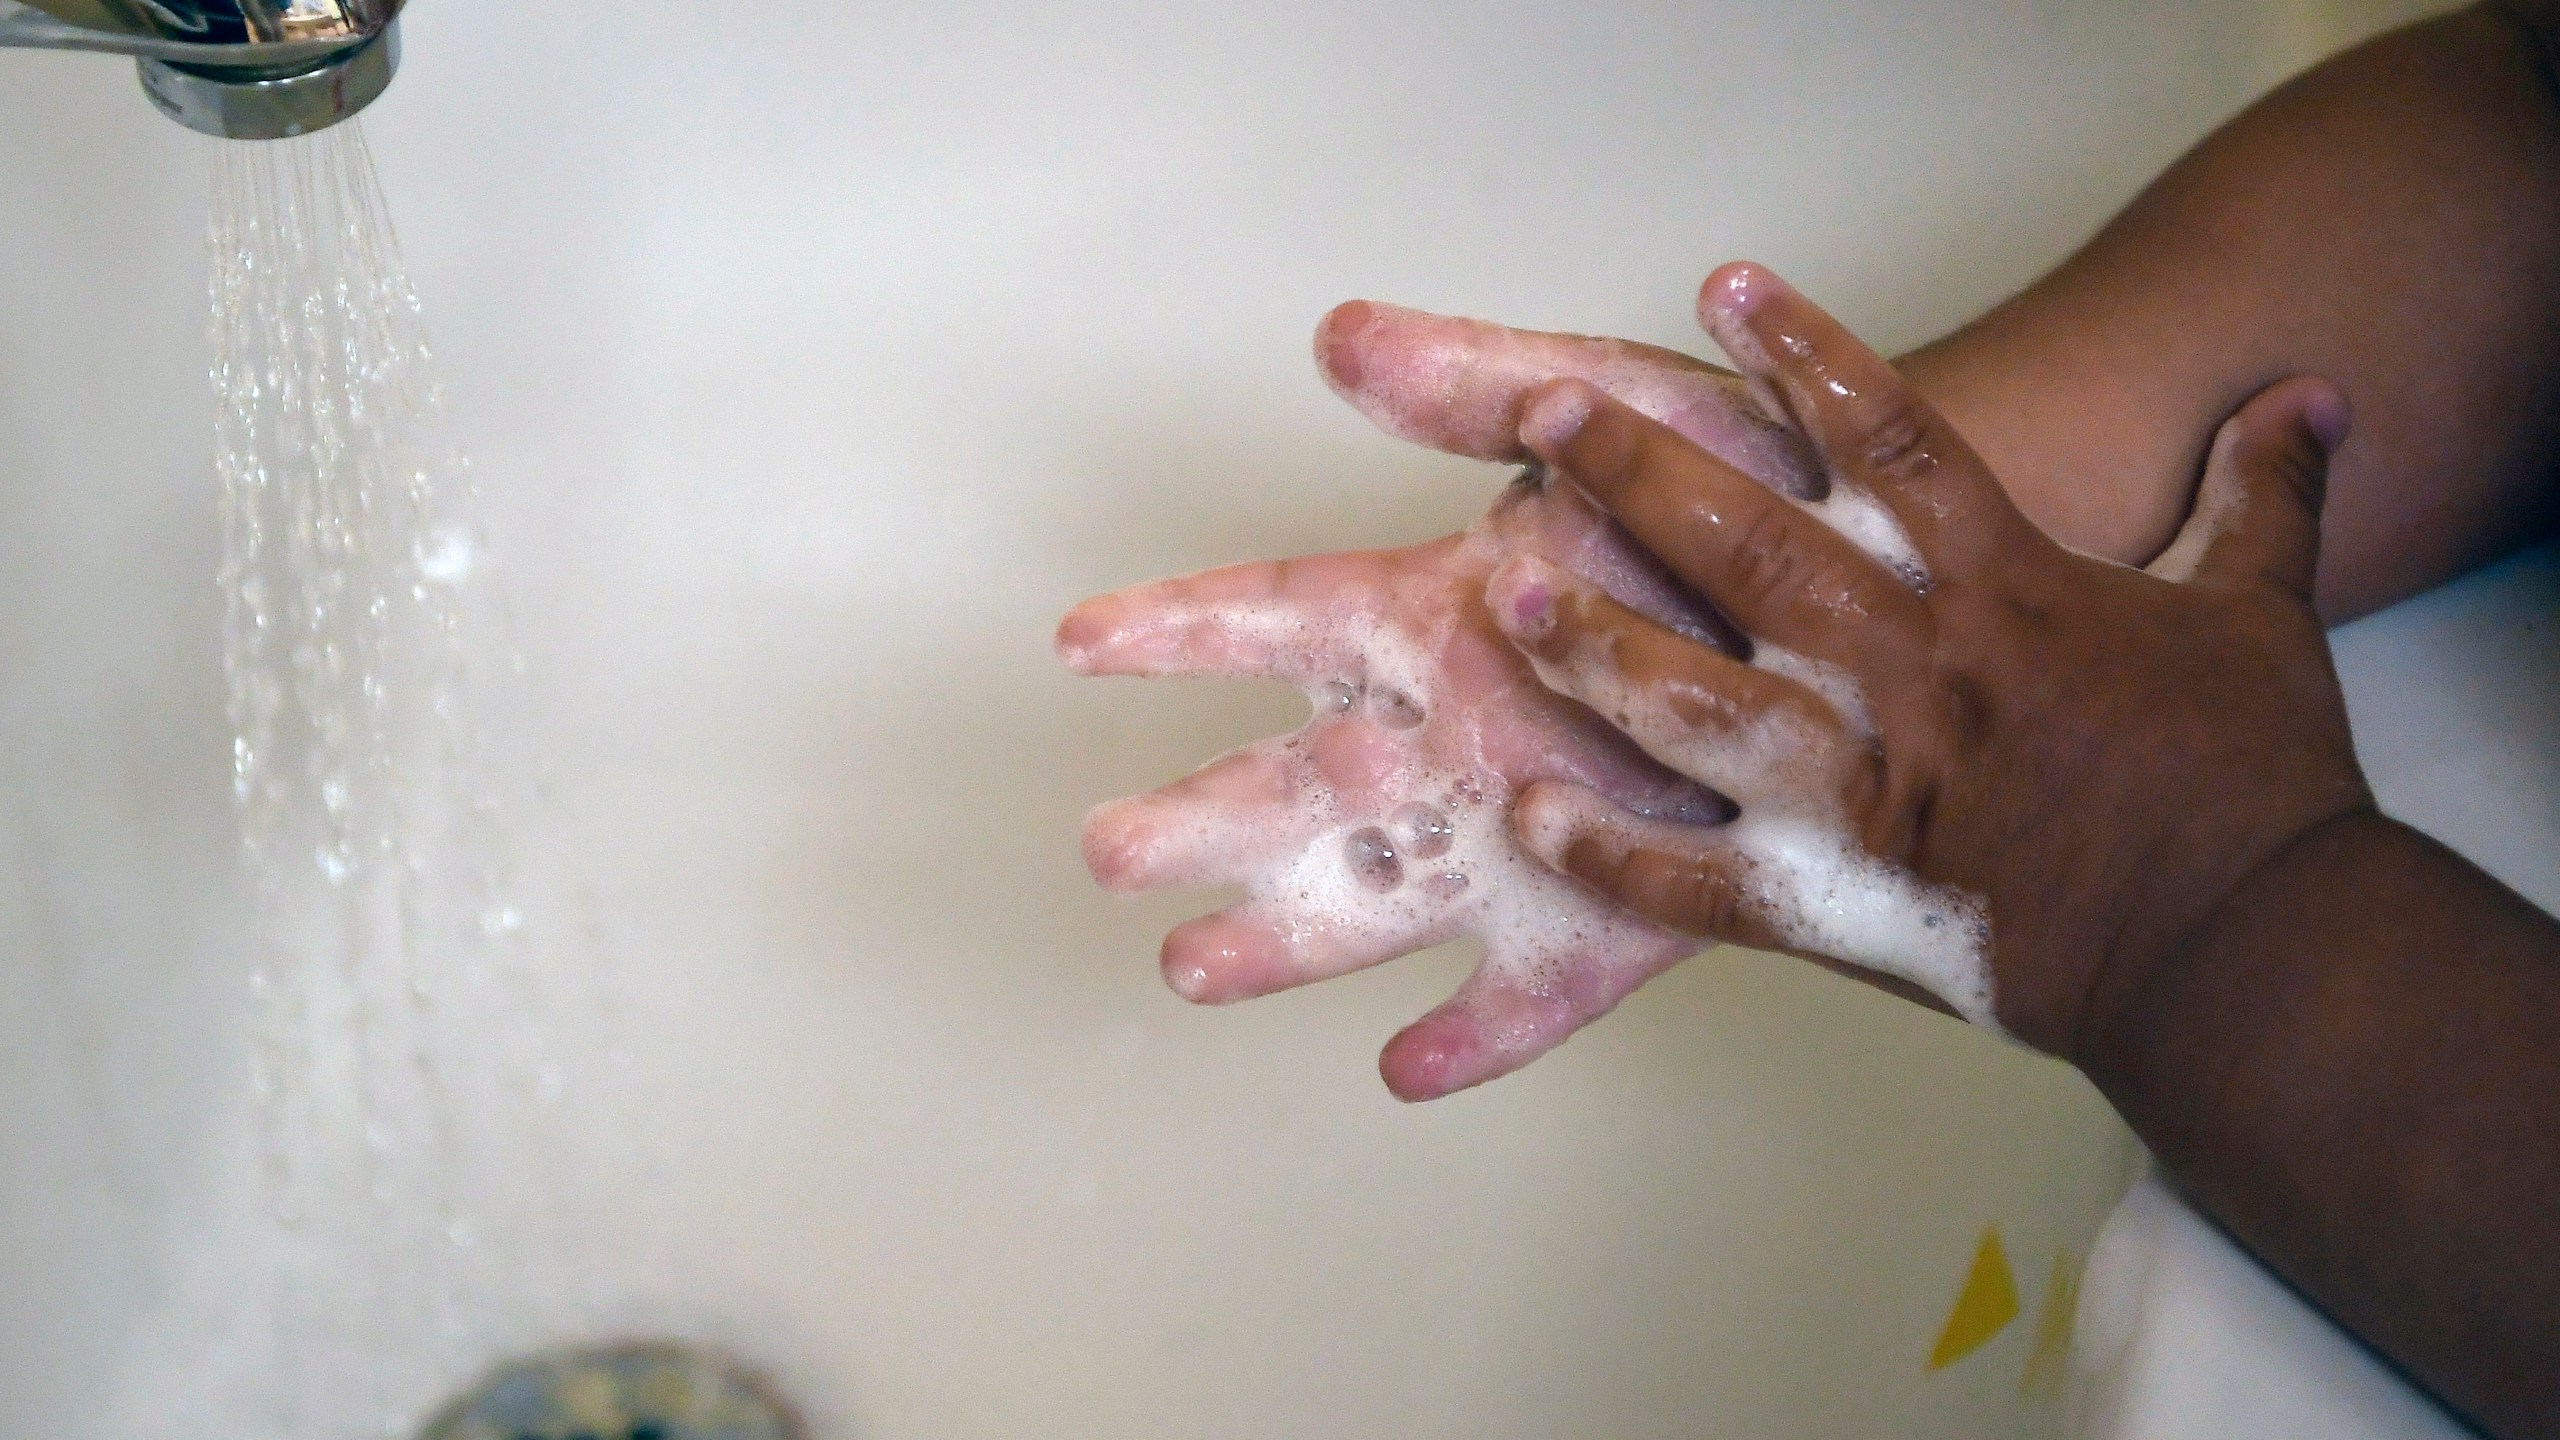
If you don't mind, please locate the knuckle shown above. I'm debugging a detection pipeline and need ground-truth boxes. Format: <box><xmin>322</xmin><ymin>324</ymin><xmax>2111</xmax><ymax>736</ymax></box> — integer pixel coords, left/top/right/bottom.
<box><xmin>1721</xmin><ymin>502</ymin><xmax>1808</xmax><ymax>607</ymax></box>
<box><xmin>1937</xmin><ymin>670</ymin><xmax>1995</xmax><ymax>750</ymax></box>
<box><xmin>1612</xmin><ymin>846</ymin><xmax>1675</xmax><ymax>917</ymax></box>
<box><xmin>1680</xmin><ymin>857</ymin><xmax>1747</xmax><ymax>938</ymax></box>
<box><xmin>2261</xmin><ymin>438</ymin><xmax>2328</xmax><ymax>507</ymax></box>
<box><xmin>1854</xmin><ymin>392</ymin><xmax>1938</xmax><ymax>482</ymax></box>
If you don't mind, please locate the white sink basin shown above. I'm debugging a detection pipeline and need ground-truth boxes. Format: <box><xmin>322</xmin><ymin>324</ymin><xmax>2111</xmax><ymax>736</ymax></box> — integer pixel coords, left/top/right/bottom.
<box><xmin>0</xmin><ymin>2</ymin><xmax>2471</xmax><ymax>1436</ymax></box>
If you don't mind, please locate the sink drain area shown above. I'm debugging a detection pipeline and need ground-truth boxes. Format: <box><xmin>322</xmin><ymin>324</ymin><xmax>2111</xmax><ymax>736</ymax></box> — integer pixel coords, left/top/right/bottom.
<box><xmin>418</xmin><ymin>1342</ymin><xmax>800</xmax><ymax>1440</ymax></box>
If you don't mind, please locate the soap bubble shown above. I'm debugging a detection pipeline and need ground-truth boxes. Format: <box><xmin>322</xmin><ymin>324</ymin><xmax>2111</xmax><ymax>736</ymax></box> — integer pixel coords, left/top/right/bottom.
<box><xmin>1391</xmin><ymin>802</ymin><xmax>1454</xmax><ymax>859</ymax></box>
<box><xmin>1343</xmin><ymin>825</ymin><xmax>1404</xmax><ymax>892</ymax></box>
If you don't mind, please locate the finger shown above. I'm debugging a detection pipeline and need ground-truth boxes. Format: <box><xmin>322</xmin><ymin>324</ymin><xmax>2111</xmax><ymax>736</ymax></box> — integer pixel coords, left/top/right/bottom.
<box><xmin>1520</xmin><ymin>782</ymin><xmax>1997</xmax><ymax>1026</ymax></box>
<box><xmin>1314</xmin><ymin>300</ymin><xmax>1825</xmax><ymax>497</ymax></box>
<box><xmin>1696</xmin><ymin>262</ymin><xmax>2037</xmax><ymax>578</ymax></box>
<box><xmin>1511</xmin><ymin>781</ymin><xmax>1789</xmax><ymax>948</ymax></box>
<box><xmin>1081</xmin><ymin>744</ymin><xmax>1310</xmax><ymax>892</ymax></box>
<box><xmin>1518</xmin><ymin>378</ymin><xmax>1926</xmax><ymax>667</ymax></box>
<box><xmin>1485</xmin><ymin>555</ymin><xmax>1850</xmax><ymax>807</ymax></box>
<box><xmin>1476</xmin><ymin>475</ymin><xmax>1753</xmax><ymax>657</ymax></box>
<box><xmin>1056</xmin><ymin>551</ymin><xmax>1396</xmax><ymax>684</ymax></box>
<box><xmin>1160</xmin><ymin>908</ymin><xmax>1307</xmax><ymax>1005</ymax></box>
<box><xmin>1377</xmin><ymin>926</ymin><xmax>1698</xmax><ymax>1101</ymax></box>
<box><xmin>1159</xmin><ymin>895</ymin><xmax>1459</xmax><ymax>1005</ymax></box>
<box><xmin>2146</xmin><ymin>375</ymin><xmax>2348</xmax><ymax>600</ymax></box>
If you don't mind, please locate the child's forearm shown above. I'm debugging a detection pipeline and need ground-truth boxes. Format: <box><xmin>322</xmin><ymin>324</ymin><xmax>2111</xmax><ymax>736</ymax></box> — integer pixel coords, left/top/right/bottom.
<box><xmin>2080</xmin><ymin>812</ymin><xmax>2560</xmax><ymax>1440</ymax></box>
<box><xmin>1903</xmin><ymin>2</ymin><xmax>2560</xmax><ymax>621</ymax></box>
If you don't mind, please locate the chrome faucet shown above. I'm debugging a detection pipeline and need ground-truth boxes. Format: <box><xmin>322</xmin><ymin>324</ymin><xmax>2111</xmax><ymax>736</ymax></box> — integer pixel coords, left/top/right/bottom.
<box><xmin>0</xmin><ymin>0</ymin><xmax>403</xmax><ymax>139</ymax></box>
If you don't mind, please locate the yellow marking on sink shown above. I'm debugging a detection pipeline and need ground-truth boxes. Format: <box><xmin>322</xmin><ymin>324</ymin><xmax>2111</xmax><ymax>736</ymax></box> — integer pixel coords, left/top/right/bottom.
<box><xmin>2019</xmin><ymin>1247</ymin><xmax>2084</xmax><ymax>1398</ymax></box>
<box><xmin>1929</xmin><ymin>1225</ymin><xmax>2021</xmax><ymax>1370</ymax></box>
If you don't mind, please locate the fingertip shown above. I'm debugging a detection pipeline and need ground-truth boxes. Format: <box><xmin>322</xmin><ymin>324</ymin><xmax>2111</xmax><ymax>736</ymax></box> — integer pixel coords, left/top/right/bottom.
<box><xmin>1078</xmin><ymin>800</ymin><xmax>1147</xmax><ymax>890</ymax></box>
<box><xmin>1160</xmin><ymin>912</ymin><xmax>1297</xmax><ymax>1005</ymax></box>
<box><xmin>1518</xmin><ymin>377</ymin><xmax>1600</xmax><ymax>455</ymax></box>
<box><xmin>1697</xmin><ymin>260</ymin><xmax>1781</xmax><ymax>325</ymax></box>
<box><xmin>2298</xmin><ymin>378</ymin><xmax>2352</xmax><ymax>456</ymax></box>
<box><xmin>2229</xmin><ymin>374</ymin><xmax>2351</xmax><ymax>458</ymax></box>
<box><xmin>1378</xmin><ymin>1019</ymin><xmax>1474</xmax><ymax>1102</ymax></box>
<box><xmin>1313</xmin><ymin>299</ymin><xmax>1381</xmax><ymax>393</ymax></box>
<box><xmin>1054</xmin><ymin>600</ymin><xmax>1114</xmax><ymax>672</ymax></box>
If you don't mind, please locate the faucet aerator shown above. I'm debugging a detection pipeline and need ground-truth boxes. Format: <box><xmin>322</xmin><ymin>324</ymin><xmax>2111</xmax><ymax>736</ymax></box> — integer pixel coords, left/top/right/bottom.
<box><xmin>140</xmin><ymin>19</ymin><xmax>399</xmax><ymax>140</ymax></box>
<box><xmin>0</xmin><ymin>0</ymin><xmax>407</xmax><ymax>139</ymax></box>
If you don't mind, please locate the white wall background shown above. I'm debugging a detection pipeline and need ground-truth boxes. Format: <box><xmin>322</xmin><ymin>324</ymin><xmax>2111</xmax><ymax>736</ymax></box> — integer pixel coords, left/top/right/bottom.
<box><xmin>0</xmin><ymin>1</ymin><xmax>2451</xmax><ymax>1437</ymax></box>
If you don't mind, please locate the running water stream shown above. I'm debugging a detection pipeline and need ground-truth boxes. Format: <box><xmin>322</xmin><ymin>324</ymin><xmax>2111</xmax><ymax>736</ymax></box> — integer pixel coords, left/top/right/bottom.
<box><xmin>204</xmin><ymin>124</ymin><xmax>660</xmax><ymax>1438</ymax></box>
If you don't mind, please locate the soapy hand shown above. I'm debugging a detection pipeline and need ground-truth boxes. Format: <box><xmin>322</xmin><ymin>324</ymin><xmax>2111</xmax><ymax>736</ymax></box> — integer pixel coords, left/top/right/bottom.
<box><xmin>1062</xmin><ymin>469</ymin><xmax>1737</xmax><ymax>1100</ymax></box>
<box><xmin>1493</xmin><ymin>263</ymin><xmax>2375</xmax><ymax>1059</ymax></box>
<box><xmin>1059</xmin><ymin>317</ymin><xmax>1918</xmax><ymax>1098</ymax></box>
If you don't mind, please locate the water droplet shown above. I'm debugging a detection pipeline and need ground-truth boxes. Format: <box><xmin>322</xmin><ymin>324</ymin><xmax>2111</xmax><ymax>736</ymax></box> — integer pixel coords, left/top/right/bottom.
<box><xmin>414</xmin><ymin>522</ymin><xmax>475</xmax><ymax>584</ymax></box>
<box><xmin>1344</xmin><ymin>826</ymin><xmax>1403</xmax><ymax>892</ymax></box>
<box><xmin>1322</xmin><ymin>681</ymin><xmax>1359</xmax><ymax>716</ymax></box>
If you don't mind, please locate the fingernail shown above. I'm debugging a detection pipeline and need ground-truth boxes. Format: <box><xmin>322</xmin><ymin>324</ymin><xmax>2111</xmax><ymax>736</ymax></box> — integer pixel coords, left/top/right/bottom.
<box><xmin>1484</xmin><ymin>555</ymin><xmax>1561</xmax><ymax>639</ymax></box>
<box><xmin>1164</xmin><ymin>958</ymin><xmax>1219</xmax><ymax>1003</ymax></box>
<box><xmin>2301</xmin><ymin>383</ymin><xmax>2351</xmax><ymax>454</ymax></box>
<box><xmin>1518</xmin><ymin>381</ymin><xmax>1595</xmax><ymax>453</ymax></box>
<box><xmin>1703</xmin><ymin>261</ymin><xmax>1782</xmax><ymax>322</ymax></box>
<box><xmin>1053</xmin><ymin>604</ymin><xmax>1111</xmax><ymax>671</ymax></box>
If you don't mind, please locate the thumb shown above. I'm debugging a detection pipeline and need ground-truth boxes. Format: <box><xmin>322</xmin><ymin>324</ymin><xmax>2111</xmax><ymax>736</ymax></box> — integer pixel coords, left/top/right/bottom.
<box><xmin>2146</xmin><ymin>376</ymin><xmax>2350</xmax><ymax>600</ymax></box>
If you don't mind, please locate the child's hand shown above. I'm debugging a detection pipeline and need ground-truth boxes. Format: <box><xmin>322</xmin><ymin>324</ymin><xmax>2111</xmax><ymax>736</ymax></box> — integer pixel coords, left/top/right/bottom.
<box><xmin>1495</xmin><ymin>264</ymin><xmax>2373</xmax><ymax>1058</ymax></box>
<box><xmin>1059</xmin><ymin>480</ymin><xmax>1730</xmax><ymax>1101</ymax></box>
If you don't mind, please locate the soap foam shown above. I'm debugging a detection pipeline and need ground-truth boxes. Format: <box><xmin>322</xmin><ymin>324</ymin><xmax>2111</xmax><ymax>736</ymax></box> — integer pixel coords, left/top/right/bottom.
<box><xmin>1511</xmin><ymin>786</ymin><xmax>1992</xmax><ymax>1025</ymax></box>
<box><xmin>1729</xmin><ymin>815</ymin><xmax>1992</xmax><ymax>1023</ymax></box>
<box><xmin>1216</xmin><ymin>581</ymin><xmax>1690</xmax><ymax>986</ymax></box>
